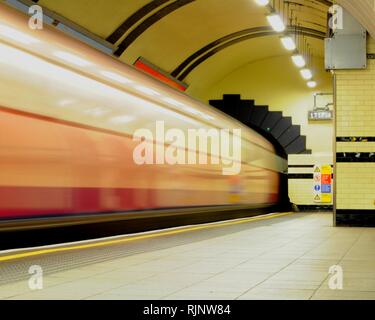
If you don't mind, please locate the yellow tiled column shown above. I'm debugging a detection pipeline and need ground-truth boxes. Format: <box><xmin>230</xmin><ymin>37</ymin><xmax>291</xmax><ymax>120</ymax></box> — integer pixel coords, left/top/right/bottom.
<box><xmin>335</xmin><ymin>37</ymin><xmax>375</xmax><ymax>225</ymax></box>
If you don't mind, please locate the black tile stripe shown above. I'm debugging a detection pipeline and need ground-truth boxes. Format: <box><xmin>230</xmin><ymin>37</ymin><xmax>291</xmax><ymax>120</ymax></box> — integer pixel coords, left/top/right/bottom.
<box><xmin>174</xmin><ymin>26</ymin><xmax>325</xmax><ymax>80</ymax></box>
<box><xmin>106</xmin><ymin>0</ymin><xmax>170</xmax><ymax>44</ymax></box>
<box><xmin>337</xmin><ymin>152</ymin><xmax>375</xmax><ymax>162</ymax></box>
<box><xmin>297</xmin><ymin>205</ymin><xmax>333</xmax><ymax>211</ymax></box>
<box><xmin>288</xmin><ymin>165</ymin><xmax>315</xmax><ymax>168</ymax></box>
<box><xmin>288</xmin><ymin>165</ymin><xmax>333</xmax><ymax>168</ymax></box>
<box><xmin>114</xmin><ymin>0</ymin><xmax>195</xmax><ymax>56</ymax></box>
<box><xmin>336</xmin><ymin>210</ymin><xmax>375</xmax><ymax>227</ymax></box>
<box><xmin>288</xmin><ymin>173</ymin><xmax>334</xmax><ymax>179</ymax></box>
<box><xmin>337</xmin><ymin>137</ymin><xmax>375</xmax><ymax>142</ymax></box>
<box><xmin>288</xmin><ymin>173</ymin><xmax>313</xmax><ymax>179</ymax></box>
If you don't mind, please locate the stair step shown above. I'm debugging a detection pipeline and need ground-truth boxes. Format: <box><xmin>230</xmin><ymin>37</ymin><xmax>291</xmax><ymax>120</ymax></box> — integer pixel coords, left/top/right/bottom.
<box><xmin>271</xmin><ymin>117</ymin><xmax>292</xmax><ymax>139</ymax></box>
<box><xmin>261</xmin><ymin>112</ymin><xmax>282</xmax><ymax>133</ymax></box>
<box><xmin>222</xmin><ymin>94</ymin><xmax>242</xmax><ymax>118</ymax></box>
<box><xmin>285</xmin><ymin>136</ymin><xmax>307</xmax><ymax>154</ymax></box>
<box><xmin>278</xmin><ymin>125</ymin><xmax>301</xmax><ymax>147</ymax></box>
<box><xmin>237</xmin><ymin>100</ymin><xmax>255</xmax><ymax>124</ymax></box>
<box><xmin>209</xmin><ymin>95</ymin><xmax>308</xmax><ymax>155</ymax></box>
<box><xmin>248</xmin><ymin>106</ymin><xmax>268</xmax><ymax>127</ymax></box>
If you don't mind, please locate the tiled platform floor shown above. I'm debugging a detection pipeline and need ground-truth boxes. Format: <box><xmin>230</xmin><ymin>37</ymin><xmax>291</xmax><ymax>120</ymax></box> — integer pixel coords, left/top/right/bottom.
<box><xmin>1</xmin><ymin>212</ymin><xmax>375</xmax><ymax>300</ymax></box>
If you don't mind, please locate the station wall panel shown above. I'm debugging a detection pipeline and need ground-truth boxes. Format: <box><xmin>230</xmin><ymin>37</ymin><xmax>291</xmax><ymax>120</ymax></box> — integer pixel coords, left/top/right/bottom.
<box><xmin>288</xmin><ymin>154</ymin><xmax>333</xmax><ymax>208</ymax></box>
<box><xmin>335</xmin><ymin>37</ymin><xmax>375</xmax><ymax>226</ymax></box>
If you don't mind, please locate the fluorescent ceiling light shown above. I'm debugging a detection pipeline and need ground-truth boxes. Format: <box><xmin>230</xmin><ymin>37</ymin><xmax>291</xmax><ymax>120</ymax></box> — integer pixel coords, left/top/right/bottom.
<box><xmin>300</xmin><ymin>68</ymin><xmax>313</xmax><ymax>80</ymax></box>
<box><xmin>307</xmin><ymin>81</ymin><xmax>317</xmax><ymax>88</ymax></box>
<box><xmin>292</xmin><ymin>54</ymin><xmax>306</xmax><ymax>68</ymax></box>
<box><xmin>267</xmin><ymin>14</ymin><xmax>285</xmax><ymax>32</ymax></box>
<box><xmin>255</xmin><ymin>0</ymin><xmax>269</xmax><ymax>6</ymax></box>
<box><xmin>281</xmin><ymin>36</ymin><xmax>296</xmax><ymax>51</ymax></box>
<box><xmin>135</xmin><ymin>86</ymin><xmax>160</xmax><ymax>96</ymax></box>
<box><xmin>54</xmin><ymin>51</ymin><xmax>91</xmax><ymax>67</ymax></box>
<box><xmin>101</xmin><ymin>71</ymin><xmax>132</xmax><ymax>84</ymax></box>
<box><xmin>0</xmin><ymin>24</ymin><xmax>39</xmax><ymax>45</ymax></box>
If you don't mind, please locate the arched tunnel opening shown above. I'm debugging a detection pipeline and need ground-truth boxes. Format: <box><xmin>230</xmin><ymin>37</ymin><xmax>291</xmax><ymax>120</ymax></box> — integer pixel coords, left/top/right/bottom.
<box><xmin>209</xmin><ymin>94</ymin><xmax>312</xmax><ymax>211</ymax></box>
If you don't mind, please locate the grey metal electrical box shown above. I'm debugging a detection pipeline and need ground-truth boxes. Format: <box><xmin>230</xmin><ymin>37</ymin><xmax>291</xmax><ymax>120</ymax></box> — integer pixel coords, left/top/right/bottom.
<box><xmin>325</xmin><ymin>8</ymin><xmax>367</xmax><ymax>70</ymax></box>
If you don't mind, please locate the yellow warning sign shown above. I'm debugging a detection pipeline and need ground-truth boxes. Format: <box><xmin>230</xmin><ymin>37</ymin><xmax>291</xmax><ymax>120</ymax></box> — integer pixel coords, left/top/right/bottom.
<box><xmin>314</xmin><ymin>194</ymin><xmax>321</xmax><ymax>201</ymax></box>
<box><xmin>321</xmin><ymin>194</ymin><xmax>332</xmax><ymax>203</ymax></box>
<box><xmin>321</xmin><ymin>165</ymin><xmax>332</xmax><ymax>175</ymax></box>
<box><xmin>314</xmin><ymin>167</ymin><xmax>321</xmax><ymax>173</ymax></box>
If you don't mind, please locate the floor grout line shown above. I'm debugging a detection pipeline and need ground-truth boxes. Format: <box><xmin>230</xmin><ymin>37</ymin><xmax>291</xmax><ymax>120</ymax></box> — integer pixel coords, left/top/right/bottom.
<box><xmin>308</xmin><ymin>227</ymin><xmax>366</xmax><ymax>300</ymax></box>
<box><xmin>234</xmin><ymin>215</ymin><xmax>336</xmax><ymax>299</ymax></box>
<box><xmin>4</xmin><ymin>213</ymin><xmax>374</xmax><ymax>300</ymax></box>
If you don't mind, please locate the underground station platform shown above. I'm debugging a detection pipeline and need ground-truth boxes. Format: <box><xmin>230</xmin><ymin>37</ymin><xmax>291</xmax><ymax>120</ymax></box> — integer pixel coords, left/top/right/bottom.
<box><xmin>1</xmin><ymin>0</ymin><xmax>375</xmax><ymax>310</ymax></box>
<box><xmin>1</xmin><ymin>212</ymin><xmax>375</xmax><ymax>301</ymax></box>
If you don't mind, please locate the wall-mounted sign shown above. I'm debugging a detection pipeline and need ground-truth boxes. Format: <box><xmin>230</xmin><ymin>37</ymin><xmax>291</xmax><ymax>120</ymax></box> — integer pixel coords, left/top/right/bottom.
<box><xmin>308</xmin><ymin>110</ymin><xmax>333</xmax><ymax>121</ymax></box>
<box><xmin>313</xmin><ymin>165</ymin><xmax>322</xmax><ymax>202</ymax></box>
<box><xmin>313</xmin><ymin>164</ymin><xmax>333</xmax><ymax>203</ymax></box>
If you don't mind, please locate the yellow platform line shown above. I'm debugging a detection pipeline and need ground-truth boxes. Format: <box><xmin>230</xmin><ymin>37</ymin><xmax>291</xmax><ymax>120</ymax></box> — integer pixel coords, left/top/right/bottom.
<box><xmin>0</xmin><ymin>211</ymin><xmax>294</xmax><ymax>262</ymax></box>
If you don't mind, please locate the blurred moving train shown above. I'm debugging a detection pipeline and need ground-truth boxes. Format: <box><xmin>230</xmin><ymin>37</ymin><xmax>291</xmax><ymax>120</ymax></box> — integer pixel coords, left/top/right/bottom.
<box><xmin>0</xmin><ymin>3</ymin><xmax>287</xmax><ymax>231</ymax></box>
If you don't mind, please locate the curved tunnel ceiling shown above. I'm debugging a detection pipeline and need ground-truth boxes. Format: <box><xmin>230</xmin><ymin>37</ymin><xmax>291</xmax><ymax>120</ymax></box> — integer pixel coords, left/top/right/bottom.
<box><xmin>171</xmin><ymin>25</ymin><xmax>325</xmax><ymax>81</ymax></box>
<box><xmin>31</xmin><ymin>0</ymin><xmax>332</xmax><ymax>91</ymax></box>
<box><xmin>337</xmin><ymin>0</ymin><xmax>375</xmax><ymax>40</ymax></box>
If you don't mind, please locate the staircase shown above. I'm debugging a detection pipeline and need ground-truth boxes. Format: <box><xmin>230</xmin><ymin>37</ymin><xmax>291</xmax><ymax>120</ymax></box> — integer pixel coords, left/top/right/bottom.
<box><xmin>209</xmin><ymin>94</ymin><xmax>311</xmax><ymax>157</ymax></box>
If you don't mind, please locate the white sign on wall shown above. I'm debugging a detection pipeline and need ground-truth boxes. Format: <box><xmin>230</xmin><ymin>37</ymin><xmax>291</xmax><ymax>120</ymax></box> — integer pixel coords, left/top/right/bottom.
<box><xmin>313</xmin><ymin>165</ymin><xmax>322</xmax><ymax>203</ymax></box>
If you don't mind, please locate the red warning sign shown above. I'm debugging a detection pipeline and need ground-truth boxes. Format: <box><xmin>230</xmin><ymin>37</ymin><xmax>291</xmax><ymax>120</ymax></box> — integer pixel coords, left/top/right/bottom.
<box><xmin>321</xmin><ymin>174</ymin><xmax>332</xmax><ymax>184</ymax></box>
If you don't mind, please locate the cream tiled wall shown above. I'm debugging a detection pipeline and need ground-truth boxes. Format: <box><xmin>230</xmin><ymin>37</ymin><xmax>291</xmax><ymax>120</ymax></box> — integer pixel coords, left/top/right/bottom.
<box><xmin>336</xmin><ymin>163</ymin><xmax>375</xmax><ymax>210</ymax></box>
<box><xmin>337</xmin><ymin>142</ymin><xmax>375</xmax><ymax>152</ymax></box>
<box><xmin>335</xmin><ymin>37</ymin><xmax>375</xmax><ymax>211</ymax></box>
<box><xmin>288</xmin><ymin>180</ymin><xmax>318</xmax><ymax>205</ymax></box>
